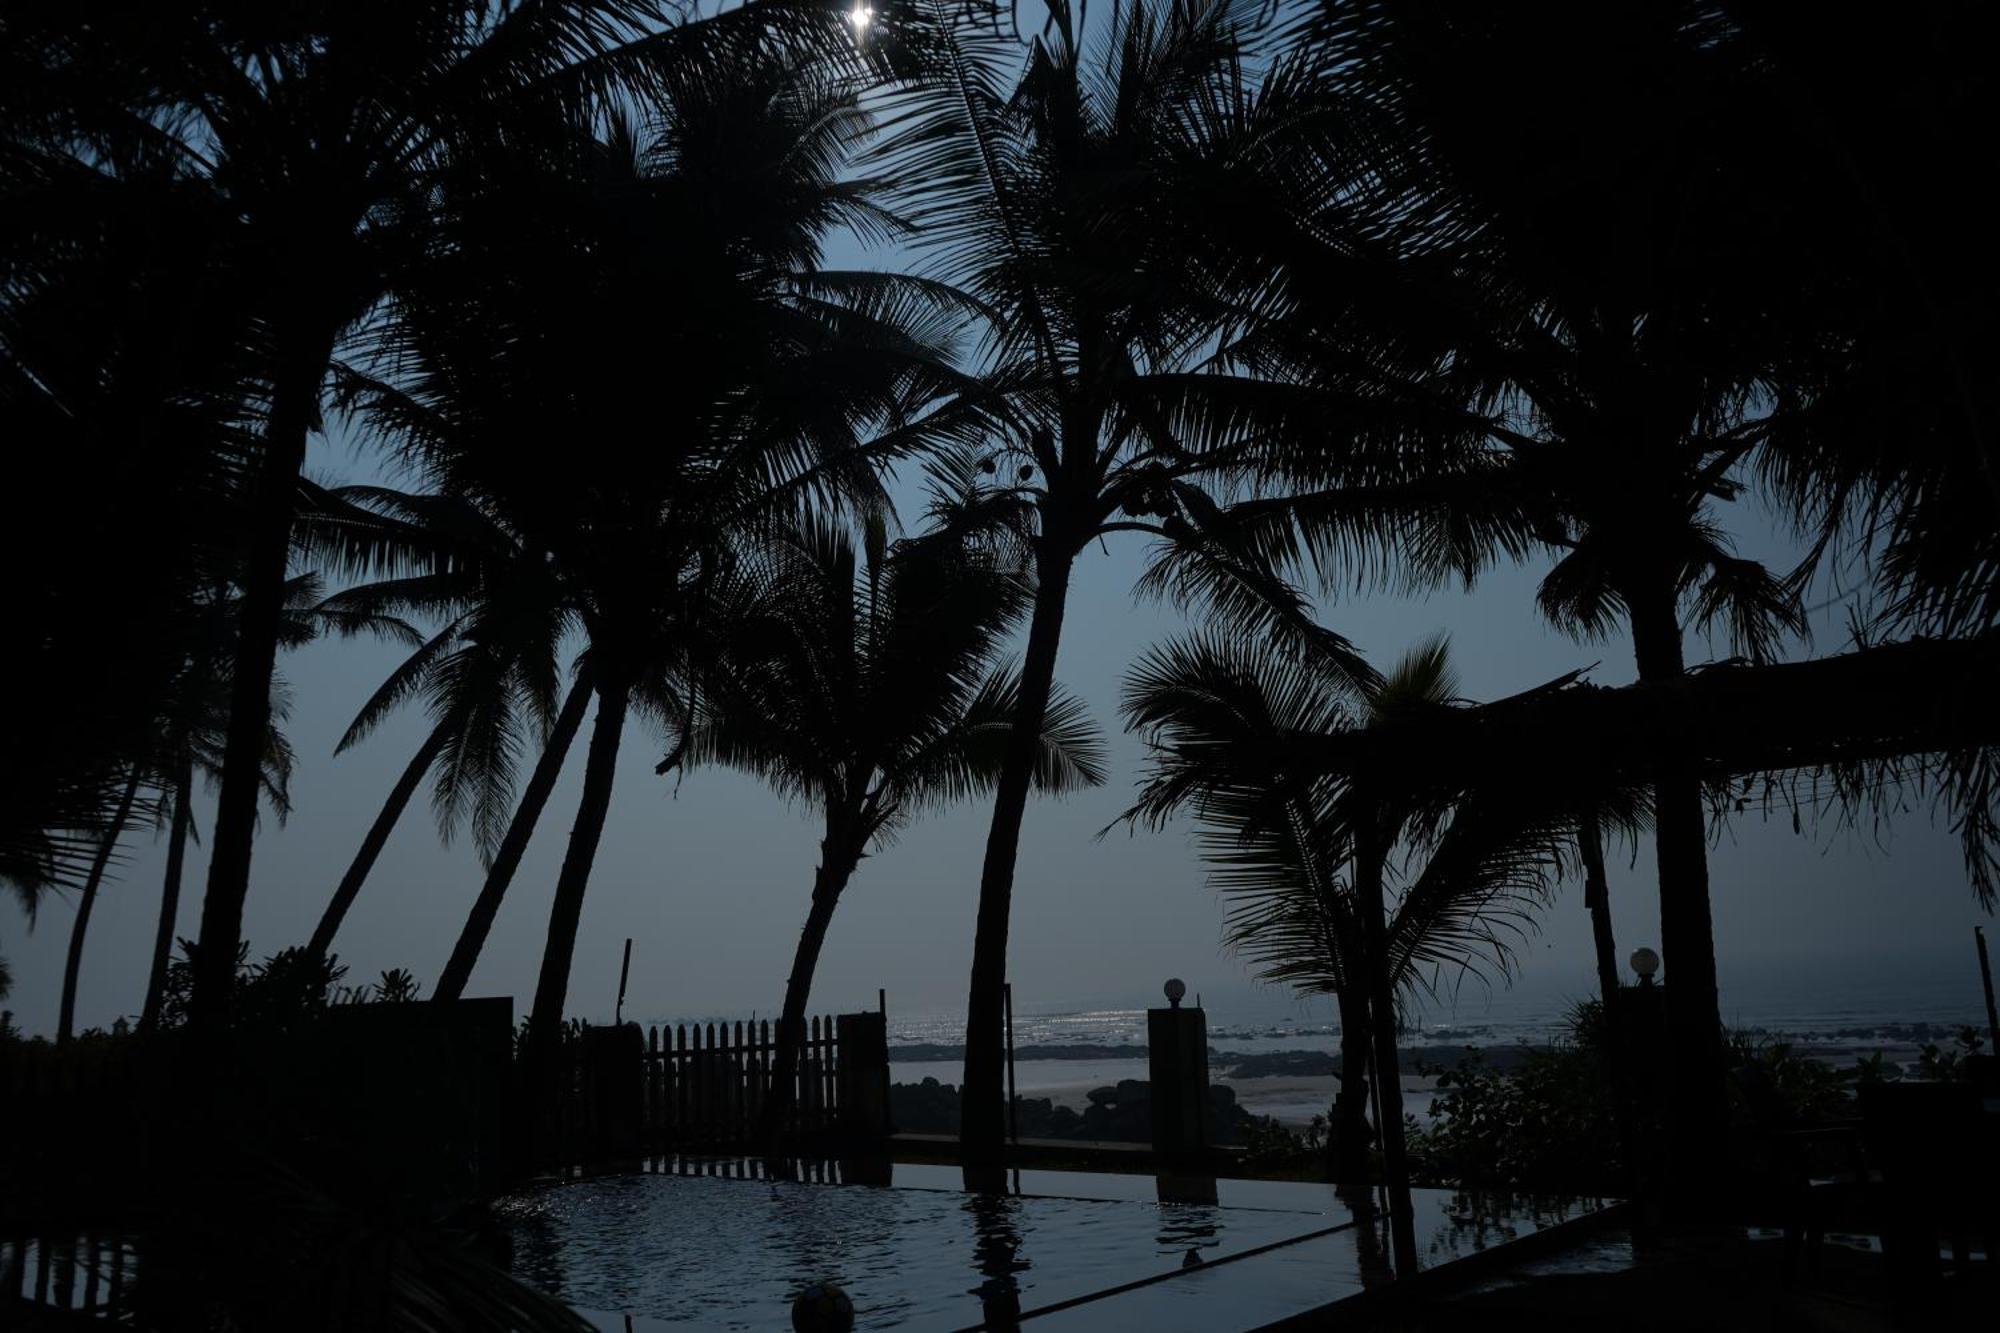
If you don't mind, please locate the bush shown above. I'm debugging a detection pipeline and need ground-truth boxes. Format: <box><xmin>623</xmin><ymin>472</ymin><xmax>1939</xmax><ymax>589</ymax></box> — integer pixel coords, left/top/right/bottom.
<box><xmin>1915</xmin><ymin>1025</ymin><xmax>1986</xmax><ymax>1081</ymax></box>
<box><xmin>1406</xmin><ymin>1001</ymin><xmax>1923</xmax><ymax>1195</ymax></box>
<box><xmin>1408</xmin><ymin>1031</ymin><xmax>1626</xmax><ymax>1195</ymax></box>
<box><xmin>152</xmin><ymin>940</ymin><xmax>421</xmax><ymax>1032</ymax></box>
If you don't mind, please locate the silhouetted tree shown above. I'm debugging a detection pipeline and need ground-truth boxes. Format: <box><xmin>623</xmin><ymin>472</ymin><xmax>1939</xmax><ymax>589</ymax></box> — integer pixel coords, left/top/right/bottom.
<box><xmin>1121</xmin><ymin>634</ymin><xmax>1618</xmax><ymax>1192</ymax></box>
<box><xmin>903</xmin><ymin>0</ymin><xmax>1380</xmax><ymax>1167</ymax></box>
<box><xmin>296</xmin><ymin>488</ymin><xmax>574</xmax><ymax>963</ymax></box>
<box><xmin>56</xmin><ymin>768</ymin><xmax>142</xmax><ymax>1042</ymax></box>
<box><xmin>1236</xmin><ymin>2</ymin><xmax>1815</xmax><ymax>1186</ymax></box>
<box><xmin>4</xmin><ymin>0</ymin><xmax>904</xmax><ymax>1031</ymax></box>
<box><xmin>61</xmin><ymin>578</ymin><xmax>313</xmax><ymax>1038</ymax></box>
<box><xmin>0</xmin><ymin>53</ymin><xmax>254</xmax><ymax>907</ymax></box>
<box><xmin>681</xmin><ymin>510</ymin><xmax>1105</xmax><ymax>1142</ymax></box>
<box><xmin>137</xmin><ymin>581</ymin><xmax>319</xmax><ymax>1028</ymax></box>
<box><xmin>345</xmin><ymin>60</ymin><xmax>981</xmax><ymax>1052</ymax></box>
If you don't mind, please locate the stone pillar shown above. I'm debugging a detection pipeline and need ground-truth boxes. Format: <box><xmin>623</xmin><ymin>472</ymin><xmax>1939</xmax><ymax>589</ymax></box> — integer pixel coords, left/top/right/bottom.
<box><xmin>1147</xmin><ymin>1000</ymin><xmax>1211</xmax><ymax>1160</ymax></box>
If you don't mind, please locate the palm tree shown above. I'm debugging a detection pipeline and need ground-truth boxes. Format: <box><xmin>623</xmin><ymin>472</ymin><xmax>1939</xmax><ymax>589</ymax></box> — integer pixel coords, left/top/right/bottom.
<box><xmin>5</xmin><ymin>1</ymin><xmax>905</xmax><ymax>1029</ymax></box>
<box><xmin>55</xmin><ymin>768</ymin><xmax>143</xmax><ymax>1041</ymax></box>
<box><xmin>63</xmin><ymin>579</ymin><xmax>313</xmax><ymax>1039</ymax></box>
<box><xmin>681</xmin><ymin>511</ymin><xmax>1106</xmax><ymax>1142</ymax></box>
<box><xmin>1728</xmin><ymin>2</ymin><xmax>2000</xmax><ymax>636</ymax></box>
<box><xmin>0</xmin><ymin>89</ymin><xmax>254</xmax><ymax>911</ymax></box>
<box><xmin>1123</xmin><ymin>630</ymin><xmax>1638</xmax><ymax>1264</ymax></box>
<box><xmin>294</xmin><ymin>487</ymin><xmax>574</xmax><ymax>965</ymax></box>
<box><xmin>899</xmin><ymin>0</ymin><xmax>1386</xmax><ymax>1164</ymax></box>
<box><xmin>348</xmin><ymin>62</ymin><xmax>981</xmax><ymax>1055</ymax></box>
<box><xmin>1223</xmin><ymin>3</ymin><xmax>1816</xmax><ymax>1183</ymax></box>
<box><xmin>1122</xmin><ymin>637</ymin><xmax>1568</xmax><ymax>1145</ymax></box>
<box><xmin>433</xmin><ymin>673</ymin><xmax>595</xmax><ymax>1003</ymax></box>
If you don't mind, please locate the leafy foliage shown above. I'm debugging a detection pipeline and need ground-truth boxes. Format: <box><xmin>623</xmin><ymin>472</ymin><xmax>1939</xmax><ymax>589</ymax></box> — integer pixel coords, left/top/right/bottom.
<box><xmin>1121</xmin><ymin>633</ymin><xmax>1617</xmax><ymax>1007</ymax></box>
<box><xmin>681</xmin><ymin>511</ymin><xmax>1107</xmax><ymax>852</ymax></box>
<box><xmin>1914</xmin><ymin>1026</ymin><xmax>1988</xmax><ymax>1083</ymax></box>
<box><xmin>151</xmin><ymin>942</ymin><xmax>425</xmax><ymax>1033</ymax></box>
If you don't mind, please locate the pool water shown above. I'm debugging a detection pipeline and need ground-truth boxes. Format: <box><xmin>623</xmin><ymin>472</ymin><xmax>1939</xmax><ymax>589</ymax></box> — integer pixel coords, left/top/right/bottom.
<box><xmin>500</xmin><ymin>1166</ymin><xmax>1331</xmax><ymax>1329</ymax></box>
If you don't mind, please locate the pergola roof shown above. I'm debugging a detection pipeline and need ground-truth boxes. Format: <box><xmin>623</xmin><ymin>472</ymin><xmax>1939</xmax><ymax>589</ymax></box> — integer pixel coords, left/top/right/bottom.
<box><xmin>1302</xmin><ymin>632</ymin><xmax>2000</xmax><ymax>798</ymax></box>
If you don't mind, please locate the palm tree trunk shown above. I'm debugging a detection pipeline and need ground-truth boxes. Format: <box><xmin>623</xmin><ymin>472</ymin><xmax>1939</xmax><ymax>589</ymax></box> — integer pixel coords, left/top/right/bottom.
<box><xmin>758</xmin><ymin>822</ymin><xmax>863</xmax><ymax>1146</ymax></box>
<box><xmin>1580</xmin><ymin>813</ymin><xmax>1646</xmax><ymax>1203</ymax></box>
<box><xmin>1628</xmin><ymin>581</ymin><xmax>1729</xmax><ymax>1196</ymax></box>
<box><xmin>961</xmin><ymin>542</ymin><xmax>1076</xmax><ymax>1174</ymax></box>
<box><xmin>526</xmin><ymin>680</ymin><xmax>630</xmax><ymax>1049</ymax></box>
<box><xmin>306</xmin><ymin>726</ymin><xmax>449</xmax><ymax>960</ymax></box>
<box><xmin>1579</xmin><ymin>817</ymin><xmax>1620</xmax><ymax>1003</ymax></box>
<box><xmin>141</xmin><ymin>754</ymin><xmax>195</xmax><ymax>1029</ymax></box>
<box><xmin>58</xmin><ymin>769</ymin><xmax>143</xmax><ymax>1042</ymax></box>
<box><xmin>434</xmin><ymin>671</ymin><xmax>593</xmax><ymax>1003</ymax></box>
<box><xmin>1331</xmin><ymin>987</ymin><xmax>1374</xmax><ymax>1184</ymax></box>
<box><xmin>1354</xmin><ymin>825</ymin><xmax>1417</xmax><ymax>1274</ymax></box>
<box><xmin>191</xmin><ymin>325</ymin><xmax>335</xmax><ymax>1031</ymax></box>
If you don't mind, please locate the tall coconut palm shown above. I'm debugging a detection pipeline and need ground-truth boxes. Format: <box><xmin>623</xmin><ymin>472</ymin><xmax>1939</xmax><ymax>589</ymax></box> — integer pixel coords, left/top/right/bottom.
<box><xmin>4</xmin><ymin>0</ymin><xmax>905</xmax><ymax>1029</ymax></box>
<box><xmin>680</xmin><ymin>511</ymin><xmax>1106</xmax><ymax>1142</ymax></box>
<box><xmin>1224</xmin><ymin>2</ymin><xmax>1815</xmax><ymax>1186</ymax></box>
<box><xmin>348</xmin><ymin>63</ymin><xmax>983</xmax><ymax>1054</ymax></box>
<box><xmin>898</xmin><ymin>0</ymin><xmax>1387</xmax><ymax>1164</ymax></box>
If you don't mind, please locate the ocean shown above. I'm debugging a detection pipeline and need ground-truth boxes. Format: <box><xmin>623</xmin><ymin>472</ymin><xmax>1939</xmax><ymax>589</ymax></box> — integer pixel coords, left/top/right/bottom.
<box><xmin>645</xmin><ymin>966</ymin><xmax>1994</xmax><ymax>1128</ymax></box>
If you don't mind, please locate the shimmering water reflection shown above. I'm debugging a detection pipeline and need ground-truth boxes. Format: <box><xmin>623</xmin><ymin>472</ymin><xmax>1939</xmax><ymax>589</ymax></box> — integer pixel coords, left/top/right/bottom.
<box><xmin>499</xmin><ymin>1168</ymin><xmax>1323</xmax><ymax>1330</ymax></box>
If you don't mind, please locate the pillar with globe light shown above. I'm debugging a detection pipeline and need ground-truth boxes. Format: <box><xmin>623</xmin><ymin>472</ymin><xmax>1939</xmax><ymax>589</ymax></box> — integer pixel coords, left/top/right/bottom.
<box><xmin>1147</xmin><ymin>977</ymin><xmax>1212</xmax><ymax>1161</ymax></box>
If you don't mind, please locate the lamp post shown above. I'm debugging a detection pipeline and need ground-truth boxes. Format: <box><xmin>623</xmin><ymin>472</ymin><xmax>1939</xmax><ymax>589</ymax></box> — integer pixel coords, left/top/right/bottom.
<box><xmin>1148</xmin><ymin>977</ymin><xmax>1208</xmax><ymax>1161</ymax></box>
<box><xmin>1621</xmin><ymin>945</ymin><xmax>1667</xmax><ymax>1220</ymax></box>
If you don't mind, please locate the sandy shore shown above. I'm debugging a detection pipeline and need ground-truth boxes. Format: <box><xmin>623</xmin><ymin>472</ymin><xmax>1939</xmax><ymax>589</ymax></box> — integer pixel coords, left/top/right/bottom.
<box><xmin>1220</xmin><ymin>1073</ymin><xmax>1444</xmax><ymax>1129</ymax></box>
<box><xmin>973</xmin><ymin>1072</ymin><xmax>1440</xmax><ymax>1130</ymax></box>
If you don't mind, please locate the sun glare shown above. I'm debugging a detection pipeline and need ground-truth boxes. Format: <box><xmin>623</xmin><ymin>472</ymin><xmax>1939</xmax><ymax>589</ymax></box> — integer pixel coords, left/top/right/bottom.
<box><xmin>847</xmin><ymin>4</ymin><xmax>874</xmax><ymax>35</ymax></box>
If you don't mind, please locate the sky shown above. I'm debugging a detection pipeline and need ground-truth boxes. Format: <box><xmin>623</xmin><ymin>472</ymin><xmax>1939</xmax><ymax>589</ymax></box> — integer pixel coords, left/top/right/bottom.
<box><xmin>5</xmin><ymin>449</ymin><xmax>1988</xmax><ymax>1040</ymax></box>
<box><xmin>4</xmin><ymin>7</ymin><xmax>1994</xmax><ymax>1042</ymax></box>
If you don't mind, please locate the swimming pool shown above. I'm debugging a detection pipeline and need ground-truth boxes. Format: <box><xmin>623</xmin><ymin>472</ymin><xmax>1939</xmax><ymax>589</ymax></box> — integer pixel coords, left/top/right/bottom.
<box><xmin>498</xmin><ymin>1161</ymin><xmax>1613</xmax><ymax>1330</ymax></box>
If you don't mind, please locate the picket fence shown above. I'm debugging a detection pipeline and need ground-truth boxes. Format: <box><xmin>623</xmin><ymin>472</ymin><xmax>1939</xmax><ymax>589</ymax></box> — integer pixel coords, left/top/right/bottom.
<box><xmin>541</xmin><ymin>1008</ymin><xmax>890</xmax><ymax>1167</ymax></box>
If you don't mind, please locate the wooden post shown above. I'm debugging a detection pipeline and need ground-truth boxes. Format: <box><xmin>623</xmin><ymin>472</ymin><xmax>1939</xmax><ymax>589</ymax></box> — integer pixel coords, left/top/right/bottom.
<box><xmin>673</xmin><ymin>1025</ymin><xmax>687</xmax><ymax>1142</ymax></box>
<box><xmin>821</xmin><ymin>1015</ymin><xmax>837</xmax><ymax>1129</ymax></box>
<box><xmin>1977</xmin><ymin>926</ymin><xmax>1999</xmax><ymax>1052</ymax></box>
<box><xmin>614</xmin><ymin>937</ymin><xmax>633</xmax><ymax>1026</ymax></box>
<box><xmin>1004</xmin><ymin>982</ymin><xmax>1020</xmax><ymax>1147</ymax></box>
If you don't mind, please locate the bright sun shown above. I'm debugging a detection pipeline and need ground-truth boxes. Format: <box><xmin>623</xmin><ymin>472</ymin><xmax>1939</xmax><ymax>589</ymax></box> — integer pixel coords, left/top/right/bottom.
<box><xmin>847</xmin><ymin>4</ymin><xmax>874</xmax><ymax>33</ymax></box>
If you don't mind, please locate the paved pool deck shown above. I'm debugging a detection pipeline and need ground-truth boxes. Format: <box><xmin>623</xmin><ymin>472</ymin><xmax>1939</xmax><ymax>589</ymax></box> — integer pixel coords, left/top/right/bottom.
<box><xmin>566</xmin><ymin>1160</ymin><xmax>1620</xmax><ymax>1331</ymax></box>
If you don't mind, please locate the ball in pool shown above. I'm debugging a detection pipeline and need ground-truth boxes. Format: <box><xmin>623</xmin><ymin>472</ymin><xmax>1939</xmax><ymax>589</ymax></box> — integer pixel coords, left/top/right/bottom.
<box><xmin>791</xmin><ymin>1280</ymin><xmax>855</xmax><ymax>1332</ymax></box>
